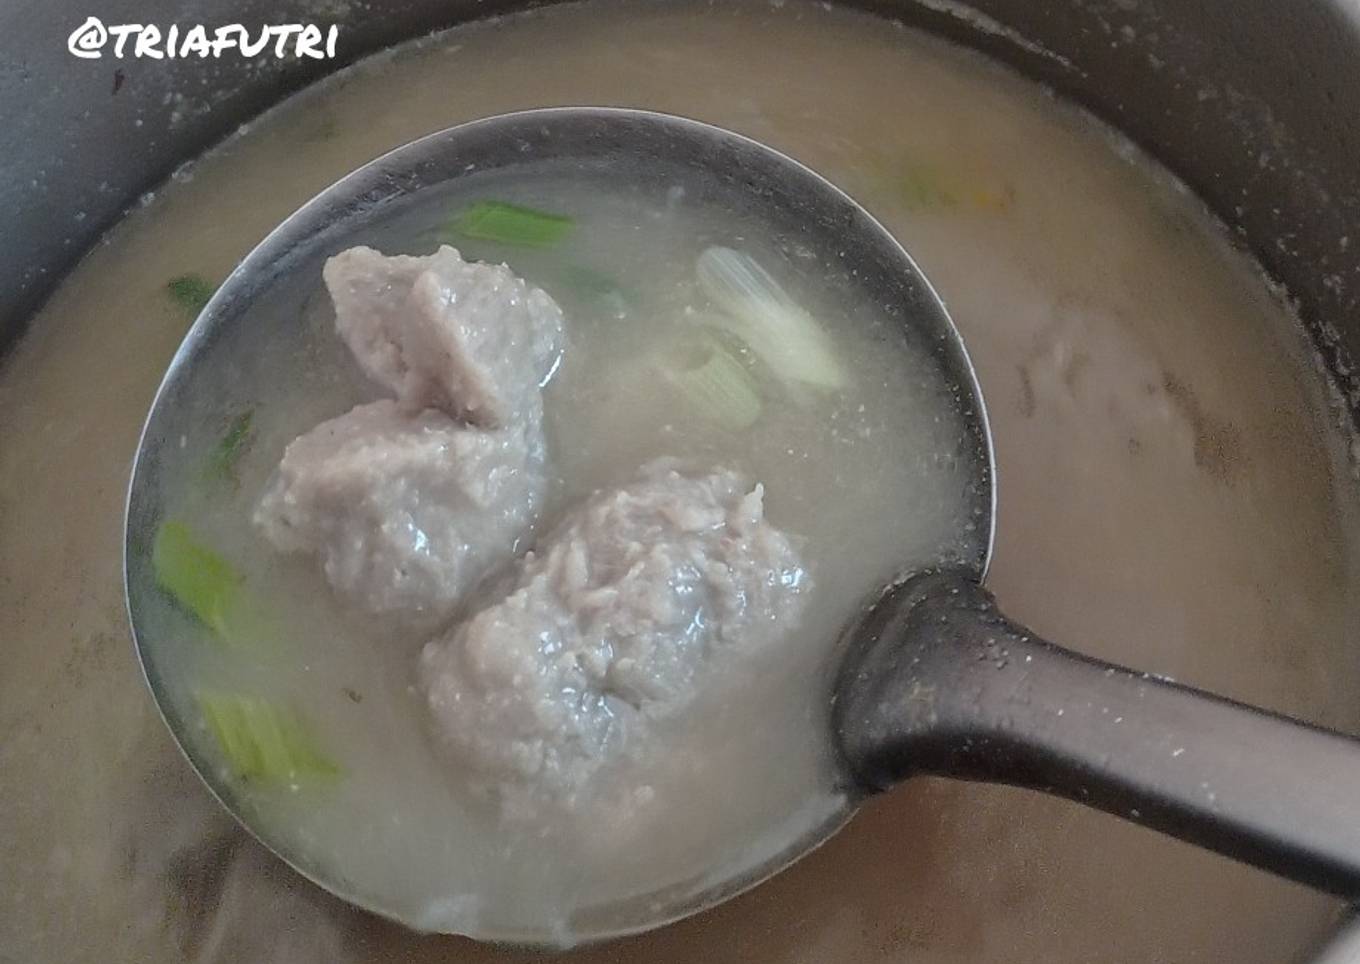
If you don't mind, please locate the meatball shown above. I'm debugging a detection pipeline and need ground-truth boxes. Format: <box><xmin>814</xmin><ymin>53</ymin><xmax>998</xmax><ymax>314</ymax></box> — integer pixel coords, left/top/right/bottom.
<box><xmin>323</xmin><ymin>244</ymin><xmax>564</xmax><ymax>428</ymax></box>
<box><xmin>419</xmin><ymin>459</ymin><xmax>811</xmax><ymax>815</ymax></box>
<box><xmin>255</xmin><ymin>400</ymin><xmax>546</xmax><ymax>630</ymax></box>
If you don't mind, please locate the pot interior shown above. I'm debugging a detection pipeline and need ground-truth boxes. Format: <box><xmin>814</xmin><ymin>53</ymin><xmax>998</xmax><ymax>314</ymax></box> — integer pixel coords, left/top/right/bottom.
<box><xmin>2</xmin><ymin>1</ymin><xmax>1358</xmax><ymax>961</ymax></box>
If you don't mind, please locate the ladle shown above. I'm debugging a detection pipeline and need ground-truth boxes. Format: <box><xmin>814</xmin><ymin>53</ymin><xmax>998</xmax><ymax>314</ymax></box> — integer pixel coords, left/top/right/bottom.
<box><xmin>125</xmin><ymin>107</ymin><xmax>1360</xmax><ymax>944</ymax></box>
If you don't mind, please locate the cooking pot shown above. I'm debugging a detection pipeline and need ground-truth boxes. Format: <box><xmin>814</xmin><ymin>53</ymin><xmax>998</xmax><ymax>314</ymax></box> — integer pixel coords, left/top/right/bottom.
<box><xmin>5</xmin><ymin>1</ymin><xmax>1360</xmax><ymax>960</ymax></box>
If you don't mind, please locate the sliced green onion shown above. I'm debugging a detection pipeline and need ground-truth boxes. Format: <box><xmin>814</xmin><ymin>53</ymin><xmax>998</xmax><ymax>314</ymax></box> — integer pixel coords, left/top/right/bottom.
<box><xmin>197</xmin><ymin>691</ymin><xmax>341</xmax><ymax>784</ymax></box>
<box><xmin>696</xmin><ymin>246</ymin><xmax>848</xmax><ymax>391</ymax></box>
<box><xmin>166</xmin><ymin>273</ymin><xmax>216</xmax><ymax>318</ymax></box>
<box><xmin>557</xmin><ymin>263</ymin><xmax>629</xmax><ymax>318</ymax></box>
<box><xmin>899</xmin><ymin>162</ymin><xmax>960</xmax><ymax>210</ymax></box>
<box><xmin>887</xmin><ymin>158</ymin><xmax>1013</xmax><ymax>212</ymax></box>
<box><xmin>203</xmin><ymin>410</ymin><xmax>255</xmax><ymax>483</ymax></box>
<box><xmin>152</xmin><ymin>521</ymin><xmax>244</xmax><ymax>640</ymax></box>
<box><xmin>667</xmin><ymin>333</ymin><xmax>762</xmax><ymax>431</ymax></box>
<box><xmin>560</xmin><ymin>263</ymin><xmax>625</xmax><ymax>299</ymax></box>
<box><xmin>559</xmin><ymin>263</ymin><xmax>615</xmax><ymax>296</ymax></box>
<box><xmin>451</xmin><ymin>200</ymin><xmax>573</xmax><ymax>248</ymax></box>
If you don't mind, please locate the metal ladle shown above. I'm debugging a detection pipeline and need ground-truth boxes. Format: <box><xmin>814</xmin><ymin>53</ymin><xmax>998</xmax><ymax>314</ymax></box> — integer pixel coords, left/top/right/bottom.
<box><xmin>126</xmin><ymin>107</ymin><xmax>1360</xmax><ymax>945</ymax></box>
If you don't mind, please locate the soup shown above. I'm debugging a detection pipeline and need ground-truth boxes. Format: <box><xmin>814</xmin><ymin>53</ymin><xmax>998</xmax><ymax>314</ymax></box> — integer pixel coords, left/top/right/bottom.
<box><xmin>132</xmin><ymin>154</ymin><xmax>985</xmax><ymax>938</ymax></box>
<box><xmin>3</xmin><ymin>1</ymin><xmax>1358</xmax><ymax>961</ymax></box>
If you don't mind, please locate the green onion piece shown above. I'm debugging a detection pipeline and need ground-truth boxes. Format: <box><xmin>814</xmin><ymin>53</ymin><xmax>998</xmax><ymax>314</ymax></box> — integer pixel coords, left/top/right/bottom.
<box><xmin>558</xmin><ymin>263</ymin><xmax>629</xmax><ymax>318</ymax></box>
<box><xmin>668</xmin><ymin>333</ymin><xmax>763</xmax><ymax>430</ymax></box>
<box><xmin>203</xmin><ymin>410</ymin><xmax>255</xmax><ymax>483</ymax></box>
<box><xmin>166</xmin><ymin>274</ymin><xmax>216</xmax><ymax>318</ymax></box>
<box><xmin>152</xmin><ymin>521</ymin><xmax>244</xmax><ymax>639</ymax></box>
<box><xmin>899</xmin><ymin>162</ymin><xmax>959</xmax><ymax>210</ymax></box>
<box><xmin>560</xmin><ymin>263</ymin><xmax>624</xmax><ymax>299</ymax></box>
<box><xmin>886</xmin><ymin>157</ymin><xmax>1013</xmax><ymax>212</ymax></box>
<box><xmin>452</xmin><ymin>201</ymin><xmax>573</xmax><ymax>248</ymax></box>
<box><xmin>696</xmin><ymin>246</ymin><xmax>848</xmax><ymax>391</ymax></box>
<box><xmin>197</xmin><ymin>691</ymin><xmax>341</xmax><ymax>784</ymax></box>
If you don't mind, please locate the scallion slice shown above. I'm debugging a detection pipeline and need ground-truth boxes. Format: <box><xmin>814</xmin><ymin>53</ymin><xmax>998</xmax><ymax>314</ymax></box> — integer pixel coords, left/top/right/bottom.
<box><xmin>452</xmin><ymin>200</ymin><xmax>573</xmax><ymax>247</ymax></box>
<box><xmin>197</xmin><ymin>691</ymin><xmax>341</xmax><ymax>784</ymax></box>
<box><xmin>696</xmin><ymin>246</ymin><xmax>848</xmax><ymax>392</ymax></box>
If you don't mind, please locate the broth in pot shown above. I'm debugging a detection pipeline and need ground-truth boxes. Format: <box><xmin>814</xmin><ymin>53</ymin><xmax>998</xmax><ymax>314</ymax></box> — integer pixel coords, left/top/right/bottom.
<box><xmin>3</xmin><ymin>1</ymin><xmax>1360</xmax><ymax>961</ymax></box>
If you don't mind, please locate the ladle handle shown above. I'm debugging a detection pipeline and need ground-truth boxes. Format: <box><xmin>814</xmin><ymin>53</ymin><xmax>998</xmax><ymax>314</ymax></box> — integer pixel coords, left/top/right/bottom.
<box><xmin>835</xmin><ymin>569</ymin><xmax>1360</xmax><ymax>898</ymax></box>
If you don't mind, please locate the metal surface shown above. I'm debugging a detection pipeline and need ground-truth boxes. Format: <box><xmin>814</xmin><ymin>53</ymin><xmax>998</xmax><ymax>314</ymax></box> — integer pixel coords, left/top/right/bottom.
<box><xmin>124</xmin><ymin>106</ymin><xmax>993</xmax><ymax>942</ymax></box>
<box><xmin>834</xmin><ymin>568</ymin><xmax>1360</xmax><ymax>897</ymax></box>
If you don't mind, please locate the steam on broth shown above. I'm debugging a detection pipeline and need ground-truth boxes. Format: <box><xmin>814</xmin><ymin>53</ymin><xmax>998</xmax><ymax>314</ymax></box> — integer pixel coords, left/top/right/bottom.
<box><xmin>139</xmin><ymin>166</ymin><xmax>983</xmax><ymax>937</ymax></box>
